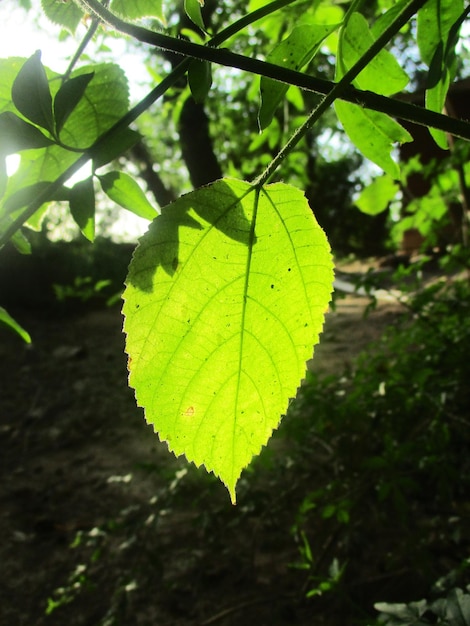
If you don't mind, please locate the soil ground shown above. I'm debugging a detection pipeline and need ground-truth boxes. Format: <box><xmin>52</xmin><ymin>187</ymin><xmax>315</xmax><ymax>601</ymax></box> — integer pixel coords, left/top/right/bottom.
<box><xmin>0</xmin><ymin>269</ymin><xmax>405</xmax><ymax>626</ymax></box>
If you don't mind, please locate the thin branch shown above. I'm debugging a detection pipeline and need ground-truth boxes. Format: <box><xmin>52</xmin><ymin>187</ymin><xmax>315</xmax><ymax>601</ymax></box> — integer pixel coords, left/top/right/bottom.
<box><xmin>62</xmin><ymin>18</ymin><xmax>99</xmax><ymax>83</ymax></box>
<box><xmin>255</xmin><ymin>0</ymin><xmax>429</xmax><ymax>185</ymax></box>
<box><xmin>0</xmin><ymin>0</ymin><xmax>299</xmax><ymax>246</ymax></box>
<box><xmin>75</xmin><ymin>0</ymin><xmax>470</xmax><ymax>142</ymax></box>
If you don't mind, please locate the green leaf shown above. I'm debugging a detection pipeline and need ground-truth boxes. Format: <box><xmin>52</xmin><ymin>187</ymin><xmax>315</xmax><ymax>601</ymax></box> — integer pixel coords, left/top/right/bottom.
<box><xmin>122</xmin><ymin>178</ymin><xmax>334</xmax><ymax>502</ymax></box>
<box><xmin>54</xmin><ymin>72</ymin><xmax>94</xmax><ymax>134</ymax></box>
<box><xmin>417</xmin><ymin>0</ymin><xmax>463</xmax><ymax>67</ymax></box>
<box><xmin>110</xmin><ymin>0</ymin><xmax>165</xmax><ymax>23</ymax></box>
<box><xmin>371</xmin><ymin>0</ymin><xmax>411</xmax><ymax>39</ymax></box>
<box><xmin>334</xmin><ymin>100</ymin><xmax>411</xmax><ymax>178</ymax></box>
<box><xmin>425</xmin><ymin>53</ymin><xmax>451</xmax><ymax>150</ymax></box>
<box><xmin>0</xmin><ymin>306</ymin><xmax>31</xmax><ymax>343</ymax></box>
<box><xmin>374</xmin><ymin>599</ymin><xmax>429</xmax><ymax>623</ymax></box>
<box><xmin>184</xmin><ymin>0</ymin><xmax>206</xmax><ymax>32</ymax></box>
<box><xmin>335</xmin><ymin>11</ymin><xmax>411</xmax><ymax>176</ymax></box>
<box><xmin>417</xmin><ymin>0</ymin><xmax>464</xmax><ymax>149</ymax></box>
<box><xmin>3</xmin><ymin>181</ymin><xmax>69</xmax><ymax>213</ymax></box>
<box><xmin>188</xmin><ymin>60</ymin><xmax>212</xmax><ymax>104</ymax></box>
<box><xmin>340</xmin><ymin>12</ymin><xmax>409</xmax><ymax>95</ymax></box>
<box><xmin>69</xmin><ymin>177</ymin><xmax>95</xmax><ymax>242</ymax></box>
<box><xmin>441</xmin><ymin>588</ymin><xmax>470</xmax><ymax>625</ymax></box>
<box><xmin>59</xmin><ymin>64</ymin><xmax>129</xmax><ymax>150</ymax></box>
<box><xmin>0</xmin><ymin>58</ymin><xmax>27</xmax><ymax>114</ymax></box>
<box><xmin>0</xmin><ymin>112</ymin><xmax>55</xmax><ymax>155</ymax></box>
<box><xmin>98</xmin><ymin>171</ymin><xmax>157</xmax><ymax>220</ymax></box>
<box><xmin>12</xmin><ymin>51</ymin><xmax>54</xmax><ymax>134</ymax></box>
<box><xmin>259</xmin><ymin>24</ymin><xmax>337</xmax><ymax>130</ymax></box>
<box><xmin>92</xmin><ymin>128</ymin><xmax>141</xmax><ymax>171</ymax></box>
<box><xmin>355</xmin><ymin>175</ymin><xmax>399</xmax><ymax>215</ymax></box>
<box><xmin>40</xmin><ymin>0</ymin><xmax>84</xmax><ymax>34</ymax></box>
<box><xmin>10</xmin><ymin>229</ymin><xmax>32</xmax><ymax>254</ymax></box>
<box><xmin>26</xmin><ymin>204</ymin><xmax>52</xmax><ymax>232</ymax></box>
<box><xmin>2</xmin><ymin>62</ymin><xmax>129</xmax><ymax>224</ymax></box>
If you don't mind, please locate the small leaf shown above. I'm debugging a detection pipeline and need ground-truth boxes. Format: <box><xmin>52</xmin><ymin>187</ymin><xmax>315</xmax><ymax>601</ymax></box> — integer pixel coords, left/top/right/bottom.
<box><xmin>340</xmin><ymin>12</ymin><xmax>409</xmax><ymax>95</ymax></box>
<box><xmin>374</xmin><ymin>599</ymin><xmax>429</xmax><ymax>622</ymax></box>
<box><xmin>4</xmin><ymin>63</ymin><xmax>129</xmax><ymax>219</ymax></box>
<box><xmin>0</xmin><ymin>306</ymin><xmax>31</xmax><ymax>343</ymax></box>
<box><xmin>54</xmin><ymin>72</ymin><xmax>94</xmax><ymax>134</ymax></box>
<box><xmin>10</xmin><ymin>229</ymin><xmax>32</xmax><ymax>254</ymax></box>
<box><xmin>335</xmin><ymin>10</ymin><xmax>411</xmax><ymax>175</ymax></box>
<box><xmin>59</xmin><ymin>63</ymin><xmax>129</xmax><ymax>150</ymax></box>
<box><xmin>188</xmin><ymin>60</ymin><xmax>212</xmax><ymax>104</ymax></box>
<box><xmin>371</xmin><ymin>0</ymin><xmax>411</xmax><ymax>39</ymax></box>
<box><xmin>110</xmin><ymin>0</ymin><xmax>165</xmax><ymax>23</ymax></box>
<box><xmin>355</xmin><ymin>176</ymin><xmax>399</xmax><ymax>215</ymax></box>
<box><xmin>92</xmin><ymin>128</ymin><xmax>141</xmax><ymax>171</ymax></box>
<box><xmin>27</xmin><ymin>204</ymin><xmax>52</xmax><ymax>232</ymax></box>
<box><xmin>417</xmin><ymin>0</ymin><xmax>465</xmax><ymax>149</ymax></box>
<box><xmin>417</xmin><ymin>0</ymin><xmax>463</xmax><ymax>67</ymax></box>
<box><xmin>98</xmin><ymin>171</ymin><xmax>157</xmax><ymax>220</ymax></box>
<box><xmin>184</xmin><ymin>0</ymin><xmax>206</xmax><ymax>32</ymax></box>
<box><xmin>426</xmin><ymin>54</ymin><xmax>451</xmax><ymax>150</ymax></box>
<box><xmin>40</xmin><ymin>0</ymin><xmax>84</xmax><ymax>34</ymax></box>
<box><xmin>69</xmin><ymin>177</ymin><xmax>95</xmax><ymax>242</ymax></box>
<box><xmin>334</xmin><ymin>100</ymin><xmax>412</xmax><ymax>178</ymax></box>
<box><xmin>12</xmin><ymin>51</ymin><xmax>54</xmax><ymax>134</ymax></box>
<box><xmin>3</xmin><ymin>181</ymin><xmax>70</xmax><ymax>213</ymax></box>
<box><xmin>122</xmin><ymin>178</ymin><xmax>334</xmax><ymax>502</ymax></box>
<box><xmin>259</xmin><ymin>24</ymin><xmax>337</xmax><ymax>130</ymax></box>
<box><xmin>0</xmin><ymin>112</ymin><xmax>55</xmax><ymax>155</ymax></box>
<box><xmin>443</xmin><ymin>588</ymin><xmax>470</xmax><ymax>625</ymax></box>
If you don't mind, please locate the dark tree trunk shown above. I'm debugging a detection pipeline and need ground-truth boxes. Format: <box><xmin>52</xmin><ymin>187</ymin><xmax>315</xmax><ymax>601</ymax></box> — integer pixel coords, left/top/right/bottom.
<box><xmin>178</xmin><ymin>96</ymin><xmax>223</xmax><ymax>188</ymax></box>
<box><xmin>130</xmin><ymin>141</ymin><xmax>177</xmax><ymax>208</ymax></box>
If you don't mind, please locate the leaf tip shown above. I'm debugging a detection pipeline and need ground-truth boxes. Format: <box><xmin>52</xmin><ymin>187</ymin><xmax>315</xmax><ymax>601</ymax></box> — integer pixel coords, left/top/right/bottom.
<box><xmin>228</xmin><ymin>484</ymin><xmax>237</xmax><ymax>505</ymax></box>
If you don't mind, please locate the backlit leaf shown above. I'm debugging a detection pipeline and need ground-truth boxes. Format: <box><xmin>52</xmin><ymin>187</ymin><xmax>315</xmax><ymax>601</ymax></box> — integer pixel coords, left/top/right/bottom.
<box><xmin>0</xmin><ymin>112</ymin><xmax>54</xmax><ymax>155</ymax></box>
<box><xmin>12</xmin><ymin>51</ymin><xmax>54</xmax><ymax>134</ymax></box>
<box><xmin>3</xmin><ymin>63</ymin><xmax>129</xmax><ymax>220</ymax></box>
<box><xmin>355</xmin><ymin>175</ymin><xmax>399</xmax><ymax>215</ymax></box>
<box><xmin>335</xmin><ymin>11</ymin><xmax>411</xmax><ymax>177</ymax></box>
<box><xmin>418</xmin><ymin>0</ymin><xmax>464</xmax><ymax>149</ymax></box>
<box><xmin>417</xmin><ymin>0</ymin><xmax>463</xmax><ymax>67</ymax></box>
<box><xmin>334</xmin><ymin>100</ymin><xmax>411</xmax><ymax>179</ymax></box>
<box><xmin>184</xmin><ymin>0</ymin><xmax>206</xmax><ymax>32</ymax></box>
<box><xmin>92</xmin><ymin>128</ymin><xmax>141</xmax><ymax>171</ymax></box>
<box><xmin>98</xmin><ymin>171</ymin><xmax>157</xmax><ymax>220</ymax></box>
<box><xmin>54</xmin><ymin>72</ymin><xmax>95</xmax><ymax>134</ymax></box>
<box><xmin>0</xmin><ymin>306</ymin><xmax>31</xmax><ymax>343</ymax></box>
<box><xmin>259</xmin><ymin>24</ymin><xmax>337</xmax><ymax>130</ymax></box>
<box><xmin>10</xmin><ymin>229</ymin><xmax>32</xmax><ymax>254</ymax></box>
<box><xmin>59</xmin><ymin>64</ymin><xmax>129</xmax><ymax>150</ymax></box>
<box><xmin>111</xmin><ymin>0</ymin><xmax>165</xmax><ymax>23</ymax></box>
<box><xmin>3</xmin><ymin>181</ymin><xmax>69</xmax><ymax>213</ymax></box>
<box><xmin>69</xmin><ymin>177</ymin><xmax>95</xmax><ymax>242</ymax></box>
<box><xmin>0</xmin><ymin>58</ymin><xmax>28</xmax><ymax>114</ymax></box>
<box><xmin>122</xmin><ymin>178</ymin><xmax>334</xmax><ymax>502</ymax></box>
<box><xmin>40</xmin><ymin>0</ymin><xmax>84</xmax><ymax>33</ymax></box>
<box><xmin>339</xmin><ymin>12</ymin><xmax>408</xmax><ymax>95</ymax></box>
<box><xmin>188</xmin><ymin>60</ymin><xmax>212</xmax><ymax>103</ymax></box>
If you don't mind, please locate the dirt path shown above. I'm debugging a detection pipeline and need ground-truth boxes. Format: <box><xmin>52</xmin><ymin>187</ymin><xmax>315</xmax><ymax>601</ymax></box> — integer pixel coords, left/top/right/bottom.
<box><xmin>0</xmin><ymin>292</ymin><xmax>403</xmax><ymax>626</ymax></box>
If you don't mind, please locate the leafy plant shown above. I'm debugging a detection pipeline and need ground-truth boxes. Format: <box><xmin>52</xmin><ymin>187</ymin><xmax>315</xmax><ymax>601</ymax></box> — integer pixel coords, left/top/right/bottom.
<box><xmin>285</xmin><ymin>277</ymin><xmax>470</xmax><ymax>612</ymax></box>
<box><xmin>1</xmin><ymin>0</ymin><xmax>470</xmax><ymax>500</ymax></box>
<box><xmin>372</xmin><ymin>587</ymin><xmax>470</xmax><ymax>626</ymax></box>
<box><xmin>52</xmin><ymin>275</ymin><xmax>113</xmax><ymax>303</ymax></box>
